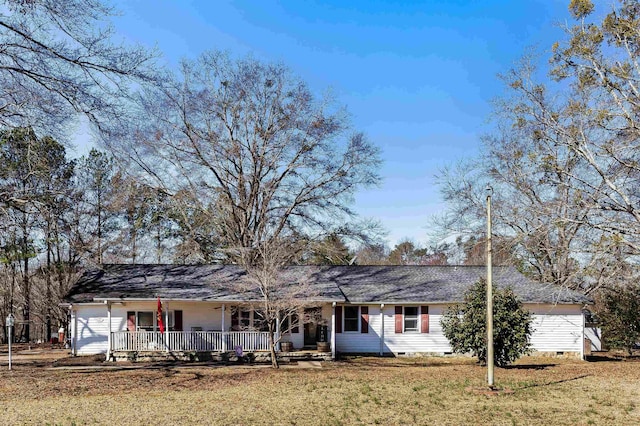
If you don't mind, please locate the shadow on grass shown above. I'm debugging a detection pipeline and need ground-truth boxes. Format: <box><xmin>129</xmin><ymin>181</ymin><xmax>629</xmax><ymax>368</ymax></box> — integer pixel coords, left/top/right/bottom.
<box><xmin>502</xmin><ymin>364</ymin><xmax>556</xmax><ymax>370</ymax></box>
<box><xmin>586</xmin><ymin>354</ymin><xmax>623</xmax><ymax>363</ymax></box>
<box><xmin>585</xmin><ymin>353</ymin><xmax>640</xmax><ymax>362</ymax></box>
<box><xmin>62</xmin><ymin>361</ymin><xmax>227</xmax><ymax>373</ymax></box>
<box><xmin>337</xmin><ymin>356</ymin><xmax>476</xmax><ymax>369</ymax></box>
<box><xmin>514</xmin><ymin>374</ymin><xmax>591</xmax><ymax>391</ymax></box>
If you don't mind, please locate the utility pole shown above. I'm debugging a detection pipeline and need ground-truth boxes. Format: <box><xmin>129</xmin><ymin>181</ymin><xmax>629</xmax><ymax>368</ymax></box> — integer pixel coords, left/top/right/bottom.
<box><xmin>6</xmin><ymin>313</ymin><xmax>15</xmax><ymax>370</ymax></box>
<box><xmin>486</xmin><ymin>184</ymin><xmax>494</xmax><ymax>388</ymax></box>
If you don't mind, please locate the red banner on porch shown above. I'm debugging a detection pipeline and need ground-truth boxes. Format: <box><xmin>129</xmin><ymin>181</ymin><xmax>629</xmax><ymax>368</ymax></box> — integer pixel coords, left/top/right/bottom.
<box><xmin>157</xmin><ymin>297</ymin><xmax>165</xmax><ymax>334</ymax></box>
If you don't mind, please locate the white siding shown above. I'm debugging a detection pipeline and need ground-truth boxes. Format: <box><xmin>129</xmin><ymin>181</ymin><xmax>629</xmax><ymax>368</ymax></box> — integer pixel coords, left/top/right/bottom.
<box><xmin>74</xmin><ymin>301</ymin><xmax>587</xmax><ymax>356</ymax></box>
<box><xmin>163</xmin><ymin>301</ymin><xmax>222</xmax><ymax>331</ymax></box>
<box><xmin>109</xmin><ymin>301</ymin><xmax>234</xmax><ymax>332</ymax></box>
<box><xmin>335</xmin><ymin>303</ymin><xmax>585</xmax><ymax>355</ymax></box>
<box><xmin>585</xmin><ymin>327</ymin><xmax>602</xmax><ymax>351</ymax></box>
<box><xmin>75</xmin><ymin>305</ymin><xmax>109</xmax><ymax>355</ymax></box>
<box><xmin>527</xmin><ymin>304</ymin><xmax>583</xmax><ymax>353</ymax></box>
<box><xmin>278</xmin><ymin>307</ymin><xmax>308</xmax><ymax>350</ymax></box>
<box><xmin>335</xmin><ymin>305</ymin><xmax>452</xmax><ymax>354</ymax></box>
<box><xmin>382</xmin><ymin>305</ymin><xmax>452</xmax><ymax>354</ymax></box>
<box><xmin>336</xmin><ymin>306</ymin><xmax>383</xmax><ymax>353</ymax></box>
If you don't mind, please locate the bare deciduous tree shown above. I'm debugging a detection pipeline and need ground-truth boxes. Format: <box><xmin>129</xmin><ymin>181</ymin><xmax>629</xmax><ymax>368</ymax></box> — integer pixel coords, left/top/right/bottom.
<box><xmin>111</xmin><ymin>51</ymin><xmax>381</xmax><ymax>366</ymax></box>
<box><xmin>0</xmin><ymin>0</ymin><xmax>158</xmax><ymax>136</ymax></box>
<box><xmin>435</xmin><ymin>0</ymin><xmax>640</xmax><ymax>294</ymax></box>
<box><xmin>234</xmin><ymin>240</ymin><xmax>318</xmax><ymax>368</ymax></box>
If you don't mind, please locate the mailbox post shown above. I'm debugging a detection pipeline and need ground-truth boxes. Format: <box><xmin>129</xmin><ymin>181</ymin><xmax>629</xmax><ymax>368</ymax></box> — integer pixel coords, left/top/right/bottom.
<box><xmin>6</xmin><ymin>313</ymin><xmax>15</xmax><ymax>371</ymax></box>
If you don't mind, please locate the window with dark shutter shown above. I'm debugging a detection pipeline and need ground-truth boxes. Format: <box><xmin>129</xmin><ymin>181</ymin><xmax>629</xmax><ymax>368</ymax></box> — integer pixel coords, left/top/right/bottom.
<box><xmin>127</xmin><ymin>311</ymin><xmax>136</xmax><ymax>332</ymax></box>
<box><xmin>174</xmin><ymin>310</ymin><xmax>183</xmax><ymax>331</ymax></box>
<box><xmin>336</xmin><ymin>306</ymin><xmax>343</xmax><ymax>333</ymax></box>
<box><xmin>395</xmin><ymin>306</ymin><xmax>403</xmax><ymax>333</ymax></box>
<box><xmin>361</xmin><ymin>306</ymin><xmax>369</xmax><ymax>333</ymax></box>
<box><xmin>421</xmin><ymin>306</ymin><xmax>429</xmax><ymax>333</ymax></box>
<box><xmin>344</xmin><ymin>306</ymin><xmax>359</xmax><ymax>332</ymax></box>
<box><xmin>404</xmin><ymin>307</ymin><xmax>419</xmax><ymax>332</ymax></box>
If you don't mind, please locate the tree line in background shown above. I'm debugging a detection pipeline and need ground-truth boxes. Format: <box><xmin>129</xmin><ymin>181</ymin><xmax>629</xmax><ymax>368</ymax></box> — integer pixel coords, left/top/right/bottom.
<box><xmin>434</xmin><ymin>0</ymin><xmax>640</xmax><ymax>352</ymax></box>
<box><xmin>0</xmin><ymin>0</ymin><xmax>384</xmax><ymax>354</ymax></box>
<box><xmin>2</xmin><ymin>0</ymin><xmax>640</xmax><ymax>355</ymax></box>
<box><xmin>0</xmin><ymin>0</ymin><xmax>155</xmax><ymax>343</ymax></box>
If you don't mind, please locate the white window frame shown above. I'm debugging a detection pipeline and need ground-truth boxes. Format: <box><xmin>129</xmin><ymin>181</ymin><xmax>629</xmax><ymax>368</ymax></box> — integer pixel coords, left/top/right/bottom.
<box><xmin>132</xmin><ymin>310</ymin><xmax>175</xmax><ymax>332</ymax></box>
<box><xmin>343</xmin><ymin>306</ymin><xmax>360</xmax><ymax>333</ymax></box>
<box><xmin>136</xmin><ymin>311</ymin><xmax>154</xmax><ymax>331</ymax></box>
<box><xmin>239</xmin><ymin>307</ymin><xmax>251</xmax><ymax>329</ymax></box>
<box><xmin>403</xmin><ymin>306</ymin><xmax>419</xmax><ymax>333</ymax></box>
<box><xmin>280</xmin><ymin>311</ymin><xmax>300</xmax><ymax>335</ymax></box>
<box><xmin>234</xmin><ymin>307</ymin><xmax>269</xmax><ymax>331</ymax></box>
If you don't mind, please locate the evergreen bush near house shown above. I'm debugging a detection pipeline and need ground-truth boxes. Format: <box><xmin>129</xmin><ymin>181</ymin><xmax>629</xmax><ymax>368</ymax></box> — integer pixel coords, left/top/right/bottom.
<box><xmin>441</xmin><ymin>278</ymin><xmax>533</xmax><ymax>367</ymax></box>
<box><xmin>597</xmin><ymin>285</ymin><xmax>640</xmax><ymax>356</ymax></box>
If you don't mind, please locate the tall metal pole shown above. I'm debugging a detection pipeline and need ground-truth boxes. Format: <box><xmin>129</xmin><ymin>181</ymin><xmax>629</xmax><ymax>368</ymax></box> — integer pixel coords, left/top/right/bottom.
<box><xmin>486</xmin><ymin>185</ymin><xmax>494</xmax><ymax>387</ymax></box>
<box><xmin>8</xmin><ymin>324</ymin><xmax>12</xmax><ymax>371</ymax></box>
<box><xmin>7</xmin><ymin>313</ymin><xmax>14</xmax><ymax>371</ymax></box>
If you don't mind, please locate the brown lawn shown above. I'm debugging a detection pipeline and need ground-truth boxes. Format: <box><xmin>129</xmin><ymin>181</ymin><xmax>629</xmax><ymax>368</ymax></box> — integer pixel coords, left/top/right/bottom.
<box><xmin>0</xmin><ymin>348</ymin><xmax>639</xmax><ymax>425</ymax></box>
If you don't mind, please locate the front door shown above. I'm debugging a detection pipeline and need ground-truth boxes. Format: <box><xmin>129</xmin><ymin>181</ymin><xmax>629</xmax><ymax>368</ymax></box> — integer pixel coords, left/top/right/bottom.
<box><xmin>303</xmin><ymin>307</ymin><xmax>322</xmax><ymax>346</ymax></box>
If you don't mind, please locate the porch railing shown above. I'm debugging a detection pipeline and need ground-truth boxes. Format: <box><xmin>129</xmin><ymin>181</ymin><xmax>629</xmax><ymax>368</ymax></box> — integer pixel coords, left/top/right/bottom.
<box><xmin>111</xmin><ymin>331</ymin><xmax>271</xmax><ymax>352</ymax></box>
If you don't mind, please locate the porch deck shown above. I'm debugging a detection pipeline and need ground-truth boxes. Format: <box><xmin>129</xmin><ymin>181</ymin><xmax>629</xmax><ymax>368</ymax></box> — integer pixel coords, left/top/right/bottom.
<box><xmin>109</xmin><ymin>330</ymin><xmax>332</xmax><ymax>359</ymax></box>
<box><xmin>110</xmin><ymin>348</ymin><xmax>332</xmax><ymax>363</ymax></box>
<box><xmin>111</xmin><ymin>330</ymin><xmax>273</xmax><ymax>353</ymax></box>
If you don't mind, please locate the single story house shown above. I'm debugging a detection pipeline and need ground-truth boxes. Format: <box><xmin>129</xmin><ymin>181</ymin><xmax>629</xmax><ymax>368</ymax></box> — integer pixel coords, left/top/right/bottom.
<box><xmin>62</xmin><ymin>264</ymin><xmax>593</xmax><ymax>360</ymax></box>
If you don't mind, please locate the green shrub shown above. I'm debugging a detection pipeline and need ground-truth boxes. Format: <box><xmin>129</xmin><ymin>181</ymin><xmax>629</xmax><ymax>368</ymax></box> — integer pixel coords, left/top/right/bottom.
<box><xmin>441</xmin><ymin>278</ymin><xmax>533</xmax><ymax>367</ymax></box>
<box><xmin>597</xmin><ymin>285</ymin><xmax>640</xmax><ymax>355</ymax></box>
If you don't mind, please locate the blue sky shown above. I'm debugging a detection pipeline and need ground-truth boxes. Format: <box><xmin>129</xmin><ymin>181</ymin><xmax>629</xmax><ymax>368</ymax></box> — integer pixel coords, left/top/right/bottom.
<box><xmin>78</xmin><ymin>0</ymin><xmax>575</xmax><ymax>247</ymax></box>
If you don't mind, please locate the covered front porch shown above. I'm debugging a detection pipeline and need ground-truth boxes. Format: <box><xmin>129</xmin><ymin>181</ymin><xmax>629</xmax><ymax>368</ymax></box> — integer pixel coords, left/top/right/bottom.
<box><xmin>70</xmin><ymin>299</ymin><xmax>336</xmax><ymax>360</ymax></box>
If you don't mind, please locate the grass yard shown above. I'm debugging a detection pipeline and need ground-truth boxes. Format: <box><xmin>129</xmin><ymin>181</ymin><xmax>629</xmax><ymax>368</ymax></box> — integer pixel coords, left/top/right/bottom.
<box><xmin>0</xmin><ymin>352</ymin><xmax>639</xmax><ymax>425</ymax></box>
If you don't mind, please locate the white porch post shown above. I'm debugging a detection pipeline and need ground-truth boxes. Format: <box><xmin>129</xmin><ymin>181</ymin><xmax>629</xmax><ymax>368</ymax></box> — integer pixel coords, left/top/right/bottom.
<box><xmin>275</xmin><ymin>316</ymin><xmax>281</xmax><ymax>352</ymax></box>
<box><xmin>581</xmin><ymin>306</ymin><xmax>586</xmax><ymax>361</ymax></box>
<box><xmin>379</xmin><ymin>303</ymin><xmax>384</xmax><ymax>356</ymax></box>
<box><xmin>164</xmin><ymin>301</ymin><xmax>169</xmax><ymax>352</ymax></box>
<box><xmin>331</xmin><ymin>302</ymin><xmax>336</xmax><ymax>360</ymax></box>
<box><xmin>71</xmin><ymin>306</ymin><xmax>78</xmax><ymax>356</ymax></box>
<box><xmin>106</xmin><ymin>302</ymin><xmax>112</xmax><ymax>361</ymax></box>
<box><xmin>221</xmin><ymin>304</ymin><xmax>226</xmax><ymax>352</ymax></box>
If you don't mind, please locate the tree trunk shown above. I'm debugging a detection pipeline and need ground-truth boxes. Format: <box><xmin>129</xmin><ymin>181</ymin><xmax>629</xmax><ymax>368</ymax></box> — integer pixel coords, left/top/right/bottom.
<box><xmin>97</xmin><ymin>190</ymin><xmax>102</xmax><ymax>265</ymax></box>
<box><xmin>132</xmin><ymin>227</ymin><xmax>137</xmax><ymax>265</ymax></box>
<box><xmin>46</xmin><ymin>217</ymin><xmax>52</xmax><ymax>342</ymax></box>
<box><xmin>269</xmin><ymin>328</ymin><xmax>279</xmax><ymax>369</ymax></box>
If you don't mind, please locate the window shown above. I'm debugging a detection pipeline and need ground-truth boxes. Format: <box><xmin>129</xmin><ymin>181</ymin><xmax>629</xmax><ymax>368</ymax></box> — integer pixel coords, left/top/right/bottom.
<box><xmin>131</xmin><ymin>310</ymin><xmax>176</xmax><ymax>332</ymax></box>
<box><xmin>253</xmin><ymin>310</ymin><xmax>269</xmax><ymax>331</ymax></box>
<box><xmin>240</xmin><ymin>308</ymin><xmax>251</xmax><ymax>329</ymax></box>
<box><xmin>404</xmin><ymin>307</ymin><xmax>419</xmax><ymax>332</ymax></box>
<box><xmin>137</xmin><ymin>311</ymin><xmax>154</xmax><ymax>331</ymax></box>
<box><xmin>280</xmin><ymin>312</ymin><xmax>300</xmax><ymax>334</ymax></box>
<box><xmin>344</xmin><ymin>306</ymin><xmax>359</xmax><ymax>332</ymax></box>
<box><xmin>232</xmin><ymin>307</ymin><xmax>272</xmax><ymax>331</ymax></box>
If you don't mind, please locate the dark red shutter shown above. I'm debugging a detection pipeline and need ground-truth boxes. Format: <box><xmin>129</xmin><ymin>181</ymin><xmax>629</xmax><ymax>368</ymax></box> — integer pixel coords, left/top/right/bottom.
<box><xmin>336</xmin><ymin>306</ymin><xmax>342</xmax><ymax>333</ymax></box>
<box><xmin>421</xmin><ymin>306</ymin><xmax>429</xmax><ymax>333</ymax></box>
<box><xmin>291</xmin><ymin>312</ymin><xmax>299</xmax><ymax>333</ymax></box>
<box><xmin>395</xmin><ymin>306</ymin><xmax>403</xmax><ymax>334</ymax></box>
<box><xmin>361</xmin><ymin>306</ymin><xmax>369</xmax><ymax>333</ymax></box>
<box><xmin>174</xmin><ymin>310</ymin><xmax>183</xmax><ymax>331</ymax></box>
<box><xmin>231</xmin><ymin>308</ymin><xmax>239</xmax><ymax>331</ymax></box>
<box><xmin>127</xmin><ymin>311</ymin><xmax>136</xmax><ymax>331</ymax></box>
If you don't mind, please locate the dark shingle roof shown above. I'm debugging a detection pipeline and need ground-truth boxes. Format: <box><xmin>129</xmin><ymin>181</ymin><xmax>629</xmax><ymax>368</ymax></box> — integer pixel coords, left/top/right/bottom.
<box><xmin>322</xmin><ymin>265</ymin><xmax>591</xmax><ymax>304</ymax></box>
<box><xmin>64</xmin><ymin>264</ymin><xmax>345</xmax><ymax>304</ymax></box>
<box><xmin>64</xmin><ymin>264</ymin><xmax>591</xmax><ymax>305</ymax></box>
